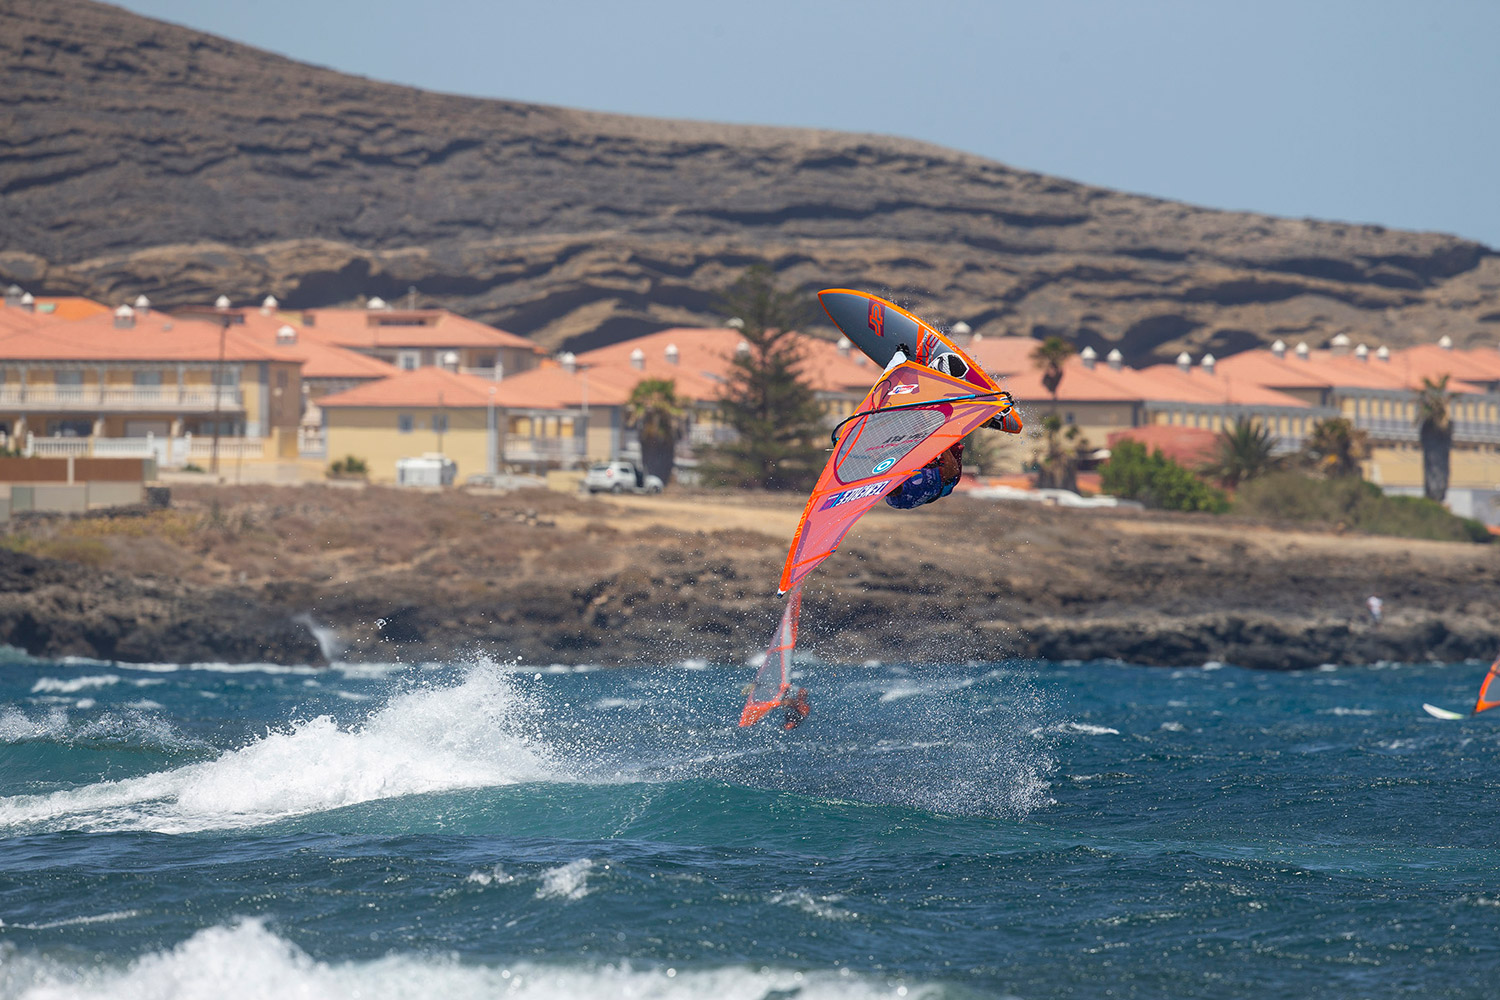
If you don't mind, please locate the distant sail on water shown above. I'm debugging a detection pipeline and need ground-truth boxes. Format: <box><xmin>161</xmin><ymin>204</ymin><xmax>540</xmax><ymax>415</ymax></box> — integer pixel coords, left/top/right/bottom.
<box><xmin>1473</xmin><ymin>655</ymin><xmax>1500</xmax><ymax>714</ymax></box>
<box><xmin>1423</xmin><ymin>654</ymin><xmax>1500</xmax><ymax>719</ymax></box>
<box><xmin>739</xmin><ymin>585</ymin><xmax>803</xmax><ymax>727</ymax></box>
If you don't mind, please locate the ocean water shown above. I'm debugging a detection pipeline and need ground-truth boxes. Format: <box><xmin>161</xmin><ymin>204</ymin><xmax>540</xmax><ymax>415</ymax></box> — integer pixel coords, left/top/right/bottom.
<box><xmin>0</xmin><ymin>649</ymin><xmax>1496</xmax><ymax>999</ymax></box>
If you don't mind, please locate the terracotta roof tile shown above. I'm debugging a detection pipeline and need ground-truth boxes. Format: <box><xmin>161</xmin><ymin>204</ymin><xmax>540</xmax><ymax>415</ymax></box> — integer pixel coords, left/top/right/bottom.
<box><xmin>231</xmin><ymin>312</ymin><xmax>400</xmax><ymax>380</ymax></box>
<box><xmin>1107</xmin><ymin>425</ymin><xmax>1220</xmax><ymax>465</ymax></box>
<box><xmin>318</xmin><ymin>366</ymin><xmax>503</xmax><ymax>408</ymax></box>
<box><xmin>295</xmin><ymin>307</ymin><xmax>539</xmax><ymax>351</ymax></box>
<box><xmin>0</xmin><ymin>309</ymin><xmax>301</xmax><ymax>363</ymax></box>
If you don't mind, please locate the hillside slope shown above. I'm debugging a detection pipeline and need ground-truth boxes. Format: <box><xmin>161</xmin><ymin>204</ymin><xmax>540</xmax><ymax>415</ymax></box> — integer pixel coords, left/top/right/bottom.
<box><xmin>3</xmin><ymin>0</ymin><xmax>1498</xmax><ymax>357</ymax></box>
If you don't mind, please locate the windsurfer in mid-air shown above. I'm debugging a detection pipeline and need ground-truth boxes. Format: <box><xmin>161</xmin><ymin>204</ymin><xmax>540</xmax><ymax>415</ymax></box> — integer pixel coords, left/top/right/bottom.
<box><xmin>884</xmin><ymin>441</ymin><xmax>963</xmax><ymax>509</ymax></box>
<box><xmin>780</xmin><ymin>687</ymin><xmax>810</xmax><ymax>730</ymax></box>
<box><xmin>881</xmin><ymin>350</ymin><xmax>1007</xmax><ymax>511</ymax></box>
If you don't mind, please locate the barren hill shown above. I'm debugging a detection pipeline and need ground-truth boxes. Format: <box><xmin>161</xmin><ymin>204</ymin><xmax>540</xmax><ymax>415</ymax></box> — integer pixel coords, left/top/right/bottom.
<box><xmin>3</xmin><ymin>0</ymin><xmax>1499</xmax><ymax>359</ymax></box>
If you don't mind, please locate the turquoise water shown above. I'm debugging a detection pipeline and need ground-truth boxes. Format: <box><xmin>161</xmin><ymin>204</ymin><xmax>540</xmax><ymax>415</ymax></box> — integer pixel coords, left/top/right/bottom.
<box><xmin>0</xmin><ymin>652</ymin><xmax>1495</xmax><ymax>998</ymax></box>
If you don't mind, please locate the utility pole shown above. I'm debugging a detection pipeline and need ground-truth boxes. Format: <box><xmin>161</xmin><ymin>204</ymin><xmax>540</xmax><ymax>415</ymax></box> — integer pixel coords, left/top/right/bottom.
<box><xmin>211</xmin><ymin>306</ymin><xmax>229</xmax><ymax>476</ymax></box>
<box><xmin>487</xmin><ymin>386</ymin><xmax>497</xmax><ymax>477</ymax></box>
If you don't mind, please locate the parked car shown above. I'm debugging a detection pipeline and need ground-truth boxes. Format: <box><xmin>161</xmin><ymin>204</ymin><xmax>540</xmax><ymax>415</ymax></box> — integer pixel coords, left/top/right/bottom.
<box><xmin>584</xmin><ymin>460</ymin><xmax>663</xmax><ymax>494</ymax></box>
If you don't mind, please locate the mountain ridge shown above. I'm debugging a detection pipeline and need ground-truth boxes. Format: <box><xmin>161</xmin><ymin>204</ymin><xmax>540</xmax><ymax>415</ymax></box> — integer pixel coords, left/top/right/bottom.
<box><xmin>3</xmin><ymin>0</ymin><xmax>1497</xmax><ymax>359</ymax></box>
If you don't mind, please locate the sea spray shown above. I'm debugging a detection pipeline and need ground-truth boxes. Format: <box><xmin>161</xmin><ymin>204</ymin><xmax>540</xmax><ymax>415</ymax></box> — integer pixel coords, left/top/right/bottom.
<box><xmin>0</xmin><ymin>663</ymin><xmax>560</xmax><ymax>834</ymax></box>
<box><xmin>0</xmin><ymin>919</ymin><xmax>935</xmax><ymax>1000</ymax></box>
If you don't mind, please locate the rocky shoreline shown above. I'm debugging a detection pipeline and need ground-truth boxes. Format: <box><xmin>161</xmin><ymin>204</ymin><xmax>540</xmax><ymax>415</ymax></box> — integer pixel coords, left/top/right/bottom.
<box><xmin>0</xmin><ymin>485</ymin><xmax>1495</xmax><ymax>671</ymax></box>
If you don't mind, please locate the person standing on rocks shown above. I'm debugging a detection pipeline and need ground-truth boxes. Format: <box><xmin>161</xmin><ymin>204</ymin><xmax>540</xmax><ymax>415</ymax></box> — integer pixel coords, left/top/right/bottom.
<box><xmin>1367</xmin><ymin>594</ymin><xmax>1384</xmax><ymax>626</ymax></box>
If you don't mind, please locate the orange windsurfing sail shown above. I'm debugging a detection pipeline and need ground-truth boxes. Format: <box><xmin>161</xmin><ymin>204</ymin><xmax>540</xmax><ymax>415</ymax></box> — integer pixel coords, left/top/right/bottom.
<box><xmin>1474</xmin><ymin>655</ymin><xmax>1500</xmax><ymax>715</ymax></box>
<box><xmin>739</xmin><ymin>584</ymin><xmax>803</xmax><ymax>726</ymax></box>
<box><xmin>777</xmin><ymin>359</ymin><xmax>1019</xmax><ymax>595</ymax></box>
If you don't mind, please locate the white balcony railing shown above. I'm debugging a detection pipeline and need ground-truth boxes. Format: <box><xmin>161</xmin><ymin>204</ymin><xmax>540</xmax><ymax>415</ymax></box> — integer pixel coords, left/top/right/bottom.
<box><xmin>26</xmin><ymin>436</ymin><xmax>90</xmax><ymax>457</ymax></box>
<box><xmin>298</xmin><ymin>426</ymin><xmax>326</xmax><ymax>458</ymax></box>
<box><xmin>0</xmin><ymin>385</ymin><xmax>243</xmax><ymax>412</ymax></box>
<box><xmin>503</xmin><ymin>437</ymin><xmax>585</xmax><ymax>463</ymax></box>
<box><xmin>22</xmin><ymin>433</ymin><xmax>267</xmax><ymax>466</ymax></box>
<box><xmin>187</xmin><ymin>438</ymin><xmax>266</xmax><ymax>462</ymax></box>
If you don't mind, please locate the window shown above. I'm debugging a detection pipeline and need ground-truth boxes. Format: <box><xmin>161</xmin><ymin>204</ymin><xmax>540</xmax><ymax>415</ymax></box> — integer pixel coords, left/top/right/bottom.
<box><xmin>398</xmin><ymin>414</ymin><xmax>414</xmax><ymax>433</ymax></box>
<box><xmin>1064</xmin><ymin>412</ymin><xmax>1075</xmax><ymax>425</ymax></box>
<box><xmin>212</xmin><ymin>366</ymin><xmax>240</xmax><ymax>387</ymax></box>
<box><xmin>431</xmin><ymin>413</ymin><xmax>448</xmax><ymax>433</ymax></box>
<box><xmin>397</xmin><ymin>350</ymin><xmax>421</xmax><ymax>371</ymax></box>
<box><xmin>133</xmin><ymin>370</ymin><xmax>162</xmax><ymax>386</ymax></box>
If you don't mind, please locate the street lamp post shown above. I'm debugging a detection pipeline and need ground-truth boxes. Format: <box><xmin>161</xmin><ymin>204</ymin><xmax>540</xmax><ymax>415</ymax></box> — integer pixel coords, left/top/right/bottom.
<box><xmin>211</xmin><ymin>307</ymin><xmax>229</xmax><ymax>476</ymax></box>
<box><xmin>487</xmin><ymin>387</ymin><xmax>497</xmax><ymax>477</ymax></box>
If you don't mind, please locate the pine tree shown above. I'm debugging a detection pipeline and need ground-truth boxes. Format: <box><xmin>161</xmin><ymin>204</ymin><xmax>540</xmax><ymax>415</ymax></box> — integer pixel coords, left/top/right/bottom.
<box><xmin>705</xmin><ymin>265</ymin><xmax>825</xmax><ymax>489</ymax></box>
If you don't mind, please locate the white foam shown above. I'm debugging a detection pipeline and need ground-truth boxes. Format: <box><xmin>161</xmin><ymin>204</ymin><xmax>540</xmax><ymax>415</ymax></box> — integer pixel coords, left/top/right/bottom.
<box><xmin>769</xmin><ymin>889</ymin><xmax>858</xmax><ymax>921</ymax></box>
<box><xmin>590</xmin><ymin>697</ymin><xmax>645</xmax><ymax>711</ymax></box>
<box><xmin>31</xmin><ymin>676</ymin><xmax>122</xmax><ymax>694</ymax></box>
<box><xmin>1042</xmin><ymin>722</ymin><xmax>1121</xmax><ymax>736</ymax></box>
<box><xmin>0</xmin><ymin>919</ymin><xmax>929</xmax><ymax>1000</ymax></box>
<box><xmin>465</xmin><ymin>864</ymin><xmax>516</xmax><ymax>887</ymax></box>
<box><xmin>535</xmin><ymin>859</ymin><xmax>595</xmax><ymax>900</ymax></box>
<box><xmin>0</xmin><ymin>665</ymin><xmax>560</xmax><ymax>834</ymax></box>
<box><xmin>877</xmin><ymin>676</ymin><xmax>976</xmax><ymax>703</ymax></box>
<box><xmin>6</xmin><ymin>909</ymin><xmax>140</xmax><ymax>931</ymax></box>
<box><xmin>1320</xmin><ymin>707</ymin><xmax>1377</xmax><ymax>716</ymax></box>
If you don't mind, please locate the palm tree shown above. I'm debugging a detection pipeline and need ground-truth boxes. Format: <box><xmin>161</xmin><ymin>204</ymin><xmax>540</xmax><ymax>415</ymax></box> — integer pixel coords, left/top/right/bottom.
<box><xmin>1301</xmin><ymin>417</ymin><xmax>1369</xmax><ymax>479</ymax></box>
<box><xmin>1416</xmin><ymin>375</ymin><xmax>1452</xmax><ymax>502</ymax></box>
<box><xmin>1030</xmin><ymin>336</ymin><xmax>1075</xmax><ymax>414</ymax></box>
<box><xmin>1201</xmin><ymin>418</ymin><xmax>1282</xmax><ymax>489</ymax></box>
<box><xmin>626</xmin><ymin>378</ymin><xmax>687</xmax><ymax>485</ymax></box>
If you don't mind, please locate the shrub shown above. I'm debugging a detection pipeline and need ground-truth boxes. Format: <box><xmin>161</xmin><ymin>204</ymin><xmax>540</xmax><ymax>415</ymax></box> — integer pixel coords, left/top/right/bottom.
<box><xmin>1100</xmin><ymin>440</ymin><xmax>1229</xmax><ymax>512</ymax></box>
<box><xmin>1233</xmin><ymin>472</ymin><xmax>1491</xmax><ymax>543</ymax></box>
<box><xmin>329</xmin><ymin>455</ymin><xmax>368</xmax><ymax>477</ymax></box>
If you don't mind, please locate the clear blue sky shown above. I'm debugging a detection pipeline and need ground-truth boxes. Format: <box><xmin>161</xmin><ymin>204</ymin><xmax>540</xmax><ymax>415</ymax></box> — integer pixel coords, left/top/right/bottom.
<box><xmin>115</xmin><ymin>0</ymin><xmax>1500</xmax><ymax>249</ymax></box>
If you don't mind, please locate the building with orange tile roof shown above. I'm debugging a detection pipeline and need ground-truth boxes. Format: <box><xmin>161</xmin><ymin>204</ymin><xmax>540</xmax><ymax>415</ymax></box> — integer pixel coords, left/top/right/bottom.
<box><xmin>293</xmin><ymin>301</ymin><xmax>542</xmax><ymax>378</ymax></box>
<box><xmin>1174</xmin><ymin>335</ymin><xmax>1500</xmax><ymax>518</ymax></box>
<box><xmin>318</xmin><ymin>365</ymin><xmax>520</xmax><ymax>482</ymax></box>
<box><xmin>0</xmin><ymin>301</ymin><xmax>305</xmax><ymax>465</ymax></box>
<box><xmin>32</xmin><ymin>297</ymin><xmax>113</xmax><ymax>321</ymax></box>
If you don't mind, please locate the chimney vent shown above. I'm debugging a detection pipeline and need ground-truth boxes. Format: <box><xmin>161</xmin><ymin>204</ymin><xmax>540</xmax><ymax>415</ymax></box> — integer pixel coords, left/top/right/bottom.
<box><xmin>1271</xmin><ymin>339</ymin><xmax>1286</xmax><ymax>358</ymax></box>
<box><xmin>727</xmin><ymin>317</ymin><xmax>744</xmax><ymax>329</ymax></box>
<box><xmin>261</xmin><ymin>295</ymin><xmax>278</xmax><ymax>315</ymax></box>
<box><xmin>1354</xmin><ymin>343</ymin><xmax>1369</xmax><ymax>362</ymax></box>
<box><xmin>133</xmin><ymin>294</ymin><xmax>151</xmax><ymax>314</ymax></box>
<box><xmin>1439</xmin><ymin>335</ymin><xmax>1453</xmax><ymax>350</ymax></box>
<box><xmin>1106</xmin><ymin>348</ymin><xmax>1123</xmax><ymax>370</ymax></box>
<box><xmin>114</xmin><ymin>304</ymin><xmax>136</xmax><ymax>329</ymax></box>
<box><xmin>3</xmin><ymin>284</ymin><xmax>22</xmax><ymax>305</ymax></box>
<box><xmin>1080</xmin><ymin>345</ymin><xmax>1097</xmax><ymax>369</ymax></box>
<box><xmin>1175</xmin><ymin>351</ymin><xmax>1191</xmax><ymax>372</ymax></box>
<box><xmin>559</xmin><ymin>351</ymin><xmax>576</xmax><ymax>374</ymax></box>
<box><xmin>664</xmin><ymin>343</ymin><xmax>679</xmax><ymax>365</ymax></box>
<box><xmin>1201</xmin><ymin>353</ymin><xmax>1216</xmax><ymax>375</ymax></box>
<box><xmin>736</xmin><ymin>340</ymin><xmax>750</xmax><ymax>356</ymax></box>
<box><xmin>1295</xmin><ymin>342</ymin><xmax>1310</xmax><ymax>359</ymax></box>
<box><xmin>367</xmin><ymin>296</ymin><xmax>387</xmax><ymax>310</ymax></box>
<box><xmin>441</xmin><ymin>351</ymin><xmax>460</xmax><ymax>372</ymax></box>
<box><xmin>276</xmin><ymin>324</ymin><xmax>297</xmax><ymax>346</ymax></box>
<box><xmin>1330</xmin><ymin>333</ymin><xmax>1351</xmax><ymax>355</ymax></box>
<box><xmin>215</xmin><ymin>294</ymin><xmax>231</xmax><ymax>310</ymax></box>
<box><xmin>1376</xmin><ymin>345</ymin><xmax>1390</xmax><ymax>362</ymax></box>
<box><xmin>629</xmin><ymin>348</ymin><xmax>644</xmax><ymax>371</ymax></box>
<box><xmin>837</xmin><ymin>336</ymin><xmax>851</xmax><ymax>357</ymax></box>
<box><xmin>19</xmin><ymin>292</ymin><xmax>35</xmax><ymax>312</ymax></box>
